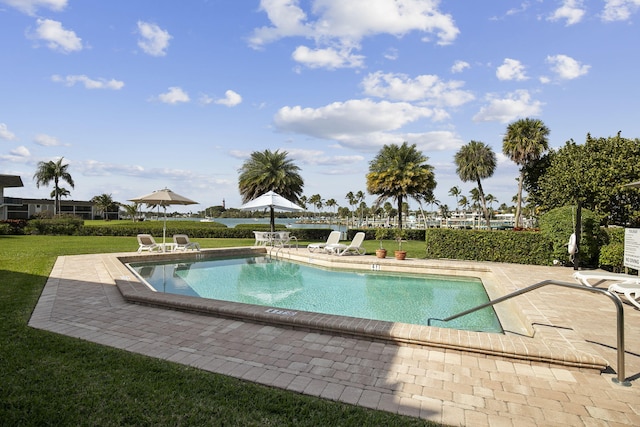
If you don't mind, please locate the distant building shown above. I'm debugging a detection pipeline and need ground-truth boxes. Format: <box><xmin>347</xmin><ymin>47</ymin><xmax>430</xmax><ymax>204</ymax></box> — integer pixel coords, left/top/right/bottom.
<box><xmin>0</xmin><ymin>174</ymin><xmax>97</xmax><ymax>220</ymax></box>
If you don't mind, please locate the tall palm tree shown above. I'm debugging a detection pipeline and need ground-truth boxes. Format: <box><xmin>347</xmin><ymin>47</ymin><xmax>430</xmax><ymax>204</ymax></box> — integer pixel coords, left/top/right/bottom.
<box><xmin>454</xmin><ymin>140</ymin><xmax>497</xmax><ymax>229</ymax></box>
<box><xmin>325</xmin><ymin>198</ymin><xmax>337</xmax><ymax>224</ymax></box>
<box><xmin>366</xmin><ymin>142</ymin><xmax>436</xmax><ymax>230</ymax></box>
<box><xmin>502</xmin><ymin>117</ymin><xmax>550</xmax><ymax>228</ymax></box>
<box><xmin>448</xmin><ymin>186</ymin><xmax>461</xmax><ymax>212</ymax></box>
<box><xmin>345</xmin><ymin>191</ymin><xmax>358</xmax><ymax>228</ymax></box>
<box><xmin>238</xmin><ymin>149</ymin><xmax>304</xmax><ymax>230</ymax></box>
<box><xmin>33</xmin><ymin>157</ymin><xmax>75</xmax><ymax>215</ymax></box>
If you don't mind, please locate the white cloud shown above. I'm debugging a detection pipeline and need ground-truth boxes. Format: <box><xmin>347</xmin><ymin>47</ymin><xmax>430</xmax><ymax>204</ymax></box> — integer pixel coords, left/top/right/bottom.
<box><xmin>34</xmin><ymin>133</ymin><xmax>63</xmax><ymax>146</ymax></box>
<box><xmin>10</xmin><ymin>146</ymin><xmax>30</xmax><ymax>157</ymax></box>
<box><xmin>0</xmin><ymin>123</ymin><xmax>17</xmax><ymax>141</ymax></box>
<box><xmin>546</xmin><ymin>54</ymin><xmax>590</xmax><ymax>80</ymax></box>
<box><xmin>361</xmin><ymin>71</ymin><xmax>474</xmax><ymax>108</ymax></box>
<box><xmin>548</xmin><ymin>0</ymin><xmax>586</xmax><ymax>25</ymax></box>
<box><xmin>473</xmin><ymin>90</ymin><xmax>543</xmax><ymax>123</ymax></box>
<box><xmin>496</xmin><ymin>58</ymin><xmax>528</xmax><ymax>81</ymax></box>
<box><xmin>250</xmin><ymin>0</ymin><xmax>459</xmax><ymax>69</ymax></box>
<box><xmin>156</xmin><ymin>87</ymin><xmax>190</xmax><ymax>104</ymax></box>
<box><xmin>274</xmin><ymin>98</ymin><xmax>434</xmax><ymax>140</ymax></box>
<box><xmin>271</xmin><ymin>98</ymin><xmax>460</xmax><ymax>152</ymax></box>
<box><xmin>215</xmin><ymin>90</ymin><xmax>243</xmax><ymax>107</ymax></box>
<box><xmin>451</xmin><ymin>60</ymin><xmax>470</xmax><ymax>73</ymax></box>
<box><xmin>51</xmin><ymin>74</ymin><xmax>124</xmax><ymax>90</ymax></box>
<box><xmin>0</xmin><ymin>0</ymin><xmax>67</xmax><ymax>16</ymax></box>
<box><xmin>32</xmin><ymin>18</ymin><xmax>83</xmax><ymax>53</ymax></box>
<box><xmin>291</xmin><ymin>45</ymin><xmax>365</xmax><ymax>69</ymax></box>
<box><xmin>602</xmin><ymin>0</ymin><xmax>640</xmax><ymax>21</ymax></box>
<box><xmin>285</xmin><ymin>148</ymin><xmax>364</xmax><ymax>166</ymax></box>
<box><xmin>137</xmin><ymin>21</ymin><xmax>172</xmax><ymax>57</ymax></box>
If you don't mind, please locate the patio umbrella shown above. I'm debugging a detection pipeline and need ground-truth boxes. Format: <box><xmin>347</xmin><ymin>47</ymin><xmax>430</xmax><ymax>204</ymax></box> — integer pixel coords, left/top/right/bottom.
<box><xmin>129</xmin><ymin>188</ymin><xmax>198</xmax><ymax>246</ymax></box>
<box><xmin>239</xmin><ymin>190</ymin><xmax>303</xmax><ymax>232</ymax></box>
<box><xmin>624</xmin><ymin>180</ymin><xmax>640</xmax><ymax>188</ymax></box>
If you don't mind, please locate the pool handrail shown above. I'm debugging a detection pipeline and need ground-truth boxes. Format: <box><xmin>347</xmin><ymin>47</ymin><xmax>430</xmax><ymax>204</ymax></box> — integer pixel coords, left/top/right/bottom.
<box><xmin>428</xmin><ymin>279</ymin><xmax>631</xmax><ymax>387</ymax></box>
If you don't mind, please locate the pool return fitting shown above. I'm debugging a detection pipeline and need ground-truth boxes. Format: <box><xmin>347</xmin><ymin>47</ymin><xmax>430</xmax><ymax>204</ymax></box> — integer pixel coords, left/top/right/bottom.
<box><xmin>429</xmin><ymin>280</ymin><xmax>631</xmax><ymax>387</ymax></box>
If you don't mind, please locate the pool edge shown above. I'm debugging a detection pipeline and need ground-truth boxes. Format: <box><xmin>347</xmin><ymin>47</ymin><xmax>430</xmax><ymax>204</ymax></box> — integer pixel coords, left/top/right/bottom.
<box><xmin>111</xmin><ymin>247</ymin><xmax>608</xmax><ymax>372</ymax></box>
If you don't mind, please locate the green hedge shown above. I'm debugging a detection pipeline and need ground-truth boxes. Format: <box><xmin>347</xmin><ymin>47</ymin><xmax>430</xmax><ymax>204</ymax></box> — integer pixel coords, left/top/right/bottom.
<box><xmin>599</xmin><ymin>227</ymin><xmax>625</xmax><ymax>271</ymax></box>
<box><xmin>424</xmin><ymin>228</ymin><xmax>553</xmax><ymax>265</ymax></box>
<box><xmin>538</xmin><ymin>205</ymin><xmax>601</xmax><ymax>267</ymax></box>
<box><xmin>25</xmin><ymin>217</ymin><xmax>85</xmax><ymax>235</ymax></box>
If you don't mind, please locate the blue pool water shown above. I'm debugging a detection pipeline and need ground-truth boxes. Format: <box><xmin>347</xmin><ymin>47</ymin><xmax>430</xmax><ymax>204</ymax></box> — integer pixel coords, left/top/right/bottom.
<box><xmin>129</xmin><ymin>256</ymin><xmax>502</xmax><ymax>333</ymax></box>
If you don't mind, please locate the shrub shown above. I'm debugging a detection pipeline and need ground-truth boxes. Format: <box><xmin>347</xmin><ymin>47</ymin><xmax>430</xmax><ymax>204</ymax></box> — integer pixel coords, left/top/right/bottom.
<box><xmin>0</xmin><ymin>219</ymin><xmax>28</xmax><ymax>235</ymax></box>
<box><xmin>538</xmin><ymin>205</ymin><xmax>601</xmax><ymax>267</ymax></box>
<box><xmin>599</xmin><ymin>242</ymin><xmax>624</xmax><ymax>272</ymax></box>
<box><xmin>25</xmin><ymin>215</ymin><xmax>85</xmax><ymax>235</ymax></box>
<box><xmin>425</xmin><ymin>228</ymin><xmax>553</xmax><ymax>265</ymax></box>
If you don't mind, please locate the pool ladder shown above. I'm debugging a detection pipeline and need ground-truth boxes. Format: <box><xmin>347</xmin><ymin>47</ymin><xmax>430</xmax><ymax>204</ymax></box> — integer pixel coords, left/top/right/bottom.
<box><xmin>428</xmin><ymin>279</ymin><xmax>631</xmax><ymax>386</ymax></box>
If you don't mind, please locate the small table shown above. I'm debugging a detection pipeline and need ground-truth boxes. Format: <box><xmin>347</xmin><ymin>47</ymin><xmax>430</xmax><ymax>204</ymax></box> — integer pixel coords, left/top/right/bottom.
<box><xmin>158</xmin><ymin>243</ymin><xmax>176</xmax><ymax>253</ymax></box>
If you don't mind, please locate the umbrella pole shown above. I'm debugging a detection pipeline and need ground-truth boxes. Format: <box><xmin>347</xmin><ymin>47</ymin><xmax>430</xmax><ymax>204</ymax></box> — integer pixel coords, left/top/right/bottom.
<box><xmin>270</xmin><ymin>207</ymin><xmax>275</xmax><ymax>232</ymax></box>
<box><xmin>163</xmin><ymin>206</ymin><xmax>167</xmax><ymax>248</ymax></box>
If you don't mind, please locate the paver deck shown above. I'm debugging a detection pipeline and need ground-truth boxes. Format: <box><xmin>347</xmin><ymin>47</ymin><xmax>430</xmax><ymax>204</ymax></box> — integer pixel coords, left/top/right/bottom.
<box><xmin>29</xmin><ymin>248</ymin><xmax>640</xmax><ymax>426</ymax></box>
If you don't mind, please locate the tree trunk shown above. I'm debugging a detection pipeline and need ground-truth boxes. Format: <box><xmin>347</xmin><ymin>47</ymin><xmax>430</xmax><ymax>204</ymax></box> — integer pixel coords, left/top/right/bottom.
<box><xmin>514</xmin><ymin>170</ymin><xmax>524</xmax><ymax>228</ymax></box>
<box><xmin>397</xmin><ymin>195</ymin><xmax>404</xmax><ymax>230</ymax></box>
<box><xmin>477</xmin><ymin>178</ymin><xmax>491</xmax><ymax>229</ymax></box>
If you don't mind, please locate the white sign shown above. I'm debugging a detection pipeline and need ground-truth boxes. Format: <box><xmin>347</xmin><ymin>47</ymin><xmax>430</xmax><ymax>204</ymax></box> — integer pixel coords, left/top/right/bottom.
<box><xmin>624</xmin><ymin>228</ymin><xmax>640</xmax><ymax>270</ymax></box>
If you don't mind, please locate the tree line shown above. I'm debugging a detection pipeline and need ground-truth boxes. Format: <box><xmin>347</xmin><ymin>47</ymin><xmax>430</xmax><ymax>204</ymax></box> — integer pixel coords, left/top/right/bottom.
<box><xmin>32</xmin><ymin>121</ymin><xmax>640</xmax><ymax>228</ymax></box>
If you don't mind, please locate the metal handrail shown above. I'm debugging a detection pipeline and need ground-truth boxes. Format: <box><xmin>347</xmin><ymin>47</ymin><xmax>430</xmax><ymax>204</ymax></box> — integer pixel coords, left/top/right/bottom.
<box><xmin>429</xmin><ymin>279</ymin><xmax>630</xmax><ymax>386</ymax></box>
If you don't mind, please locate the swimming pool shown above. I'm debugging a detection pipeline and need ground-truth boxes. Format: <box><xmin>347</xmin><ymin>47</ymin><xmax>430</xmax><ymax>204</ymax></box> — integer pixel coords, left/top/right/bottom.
<box><xmin>128</xmin><ymin>255</ymin><xmax>502</xmax><ymax>333</ymax></box>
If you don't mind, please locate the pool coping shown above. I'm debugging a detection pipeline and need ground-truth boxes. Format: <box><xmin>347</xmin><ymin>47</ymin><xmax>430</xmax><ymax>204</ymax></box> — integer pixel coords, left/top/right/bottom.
<box><xmin>110</xmin><ymin>247</ymin><xmax>608</xmax><ymax>372</ymax></box>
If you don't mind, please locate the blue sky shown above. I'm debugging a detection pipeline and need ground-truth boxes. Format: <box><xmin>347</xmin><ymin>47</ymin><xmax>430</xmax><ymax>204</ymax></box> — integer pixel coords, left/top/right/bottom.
<box><xmin>1</xmin><ymin>0</ymin><xmax>639</xmax><ymax>214</ymax></box>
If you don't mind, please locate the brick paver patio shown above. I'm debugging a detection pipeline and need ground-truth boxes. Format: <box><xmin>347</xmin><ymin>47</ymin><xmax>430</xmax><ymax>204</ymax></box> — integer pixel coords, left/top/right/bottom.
<box><xmin>29</xmin><ymin>249</ymin><xmax>640</xmax><ymax>426</ymax></box>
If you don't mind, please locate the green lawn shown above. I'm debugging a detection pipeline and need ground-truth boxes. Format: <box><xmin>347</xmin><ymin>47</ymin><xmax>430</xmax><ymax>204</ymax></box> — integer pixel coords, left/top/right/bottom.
<box><xmin>0</xmin><ymin>235</ymin><xmax>435</xmax><ymax>426</ymax></box>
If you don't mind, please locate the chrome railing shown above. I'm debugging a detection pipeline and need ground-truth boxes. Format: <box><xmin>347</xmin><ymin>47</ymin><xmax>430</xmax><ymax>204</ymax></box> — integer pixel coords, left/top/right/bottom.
<box><xmin>429</xmin><ymin>280</ymin><xmax>631</xmax><ymax>386</ymax></box>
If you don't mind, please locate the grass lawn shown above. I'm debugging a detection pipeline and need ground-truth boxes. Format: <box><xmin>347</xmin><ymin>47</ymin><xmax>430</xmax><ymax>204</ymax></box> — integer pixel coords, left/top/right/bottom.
<box><xmin>0</xmin><ymin>235</ymin><xmax>436</xmax><ymax>426</ymax></box>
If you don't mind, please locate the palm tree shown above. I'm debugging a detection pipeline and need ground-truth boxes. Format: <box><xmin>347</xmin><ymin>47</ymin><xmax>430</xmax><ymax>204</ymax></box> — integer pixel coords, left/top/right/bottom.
<box><xmin>458</xmin><ymin>195</ymin><xmax>469</xmax><ymax>213</ymax></box>
<box><xmin>91</xmin><ymin>193</ymin><xmax>117</xmax><ymax>220</ymax></box>
<box><xmin>345</xmin><ymin>191</ymin><xmax>358</xmax><ymax>228</ymax></box>
<box><xmin>448</xmin><ymin>186</ymin><xmax>461</xmax><ymax>212</ymax></box>
<box><xmin>454</xmin><ymin>140</ymin><xmax>497</xmax><ymax>229</ymax></box>
<box><xmin>33</xmin><ymin>157</ymin><xmax>75</xmax><ymax>215</ymax></box>
<box><xmin>238</xmin><ymin>149</ymin><xmax>304</xmax><ymax>230</ymax></box>
<box><xmin>366</xmin><ymin>142</ymin><xmax>436</xmax><ymax>230</ymax></box>
<box><xmin>502</xmin><ymin>118</ymin><xmax>550</xmax><ymax>228</ymax></box>
<box><xmin>355</xmin><ymin>190</ymin><xmax>365</xmax><ymax>226</ymax></box>
<box><xmin>308</xmin><ymin>194</ymin><xmax>322</xmax><ymax>218</ymax></box>
<box><xmin>325</xmin><ymin>198</ymin><xmax>337</xmax><ymax>224</ymax></box>
<box><xmin>121</xmin><ymin>202</ymin><xmax>140</xmax><ymax>221</ymax></box>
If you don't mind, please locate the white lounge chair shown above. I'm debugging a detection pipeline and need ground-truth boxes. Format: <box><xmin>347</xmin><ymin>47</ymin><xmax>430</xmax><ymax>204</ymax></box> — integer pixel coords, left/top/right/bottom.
<box><xmin>137</xmin><ymin>234</ymin><xmax>161</xmax><ymax>253</ymax></box>
<box><xmin>173</xmin><ymin>234</ymin><xmax>200</xmax><ymax>251</ymax></box>
<box><xmin>572</xmin><ymin>270</ymin><xmax>640</xmax><ymax>287</ymax></box>
<box><xmin>608</xmin><ymin>282</ymin><xmax>640</xmax><ymax>310</ymax></box>
<box><xmin>326</xmin><ymin>232</ymin><xmax>366</xmax><ymax>256</ymax></box>
<box><xmin>307</xmin><ymin>231</ymin><xmax>341</xmax><ymax>253</ymax></box>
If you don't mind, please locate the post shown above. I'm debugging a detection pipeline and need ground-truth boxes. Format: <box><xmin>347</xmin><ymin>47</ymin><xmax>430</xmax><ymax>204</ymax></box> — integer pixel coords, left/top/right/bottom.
<box><xmin>574</xmin><ymin>202</ymin><xmax>582</xmax><ymax>270</ymax></box>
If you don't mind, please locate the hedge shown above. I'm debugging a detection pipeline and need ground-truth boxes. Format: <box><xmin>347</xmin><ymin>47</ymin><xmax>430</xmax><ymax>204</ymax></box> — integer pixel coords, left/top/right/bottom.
<box><xmin>424</xmin><ymin>228</ymin><xmax>554</xmax><ymax>265</ymax></box>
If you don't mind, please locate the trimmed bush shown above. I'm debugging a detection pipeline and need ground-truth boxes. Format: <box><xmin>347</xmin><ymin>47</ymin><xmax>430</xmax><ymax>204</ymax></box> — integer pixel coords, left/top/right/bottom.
<box><xmin>0</xmin><ymin>219</ymin><xmax>28</xmax><ymax>235</ymax></box>
<box><xmin>538</xmin><ymin>205</ymin><xmax>601</xmax><ymax>267</ymax></box>
<box><xmin>25</xmin><ymin>216</ymin><xmax>85</xmax><ymax>235</ymax></box>
<box><xmin>425</xmin><ymin>228</ymin><xmax>553</xmax><ymax>265</ymax></box>
<box><xmin>599</xmin><ymin>227</ymin><xmax>625</xmax><ymax>271</ymax></box>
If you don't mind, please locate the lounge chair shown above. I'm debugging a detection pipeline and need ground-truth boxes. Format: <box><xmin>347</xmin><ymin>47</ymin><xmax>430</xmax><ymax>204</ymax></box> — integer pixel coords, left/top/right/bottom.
<box><xmin>137</xmin><ymin>234</ymin><xmax>161</xmax><ymax>253</ymax></box>
<box><xmin>326</xmin><ymin>232</ymin><xmax>366</xmax><ymax>256</ymax></box>
<box><xmin>307</xmin><ymin>231</ymin><xmax>341</xmax><ymax>253</ymax></box>
<box><xmin>608</xmin><ymin>282</ymin><xmax>640</xmax><ymax>310</ymax></box>
<box><xmin>173</xmin><ymin>234</ymin><xmax>200</xmax><ymax>251</ymax></box>
<box><xmin>572</xmin><ymin>270</ymin><xmax>640</xmax><ymax>287</ymax></box>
